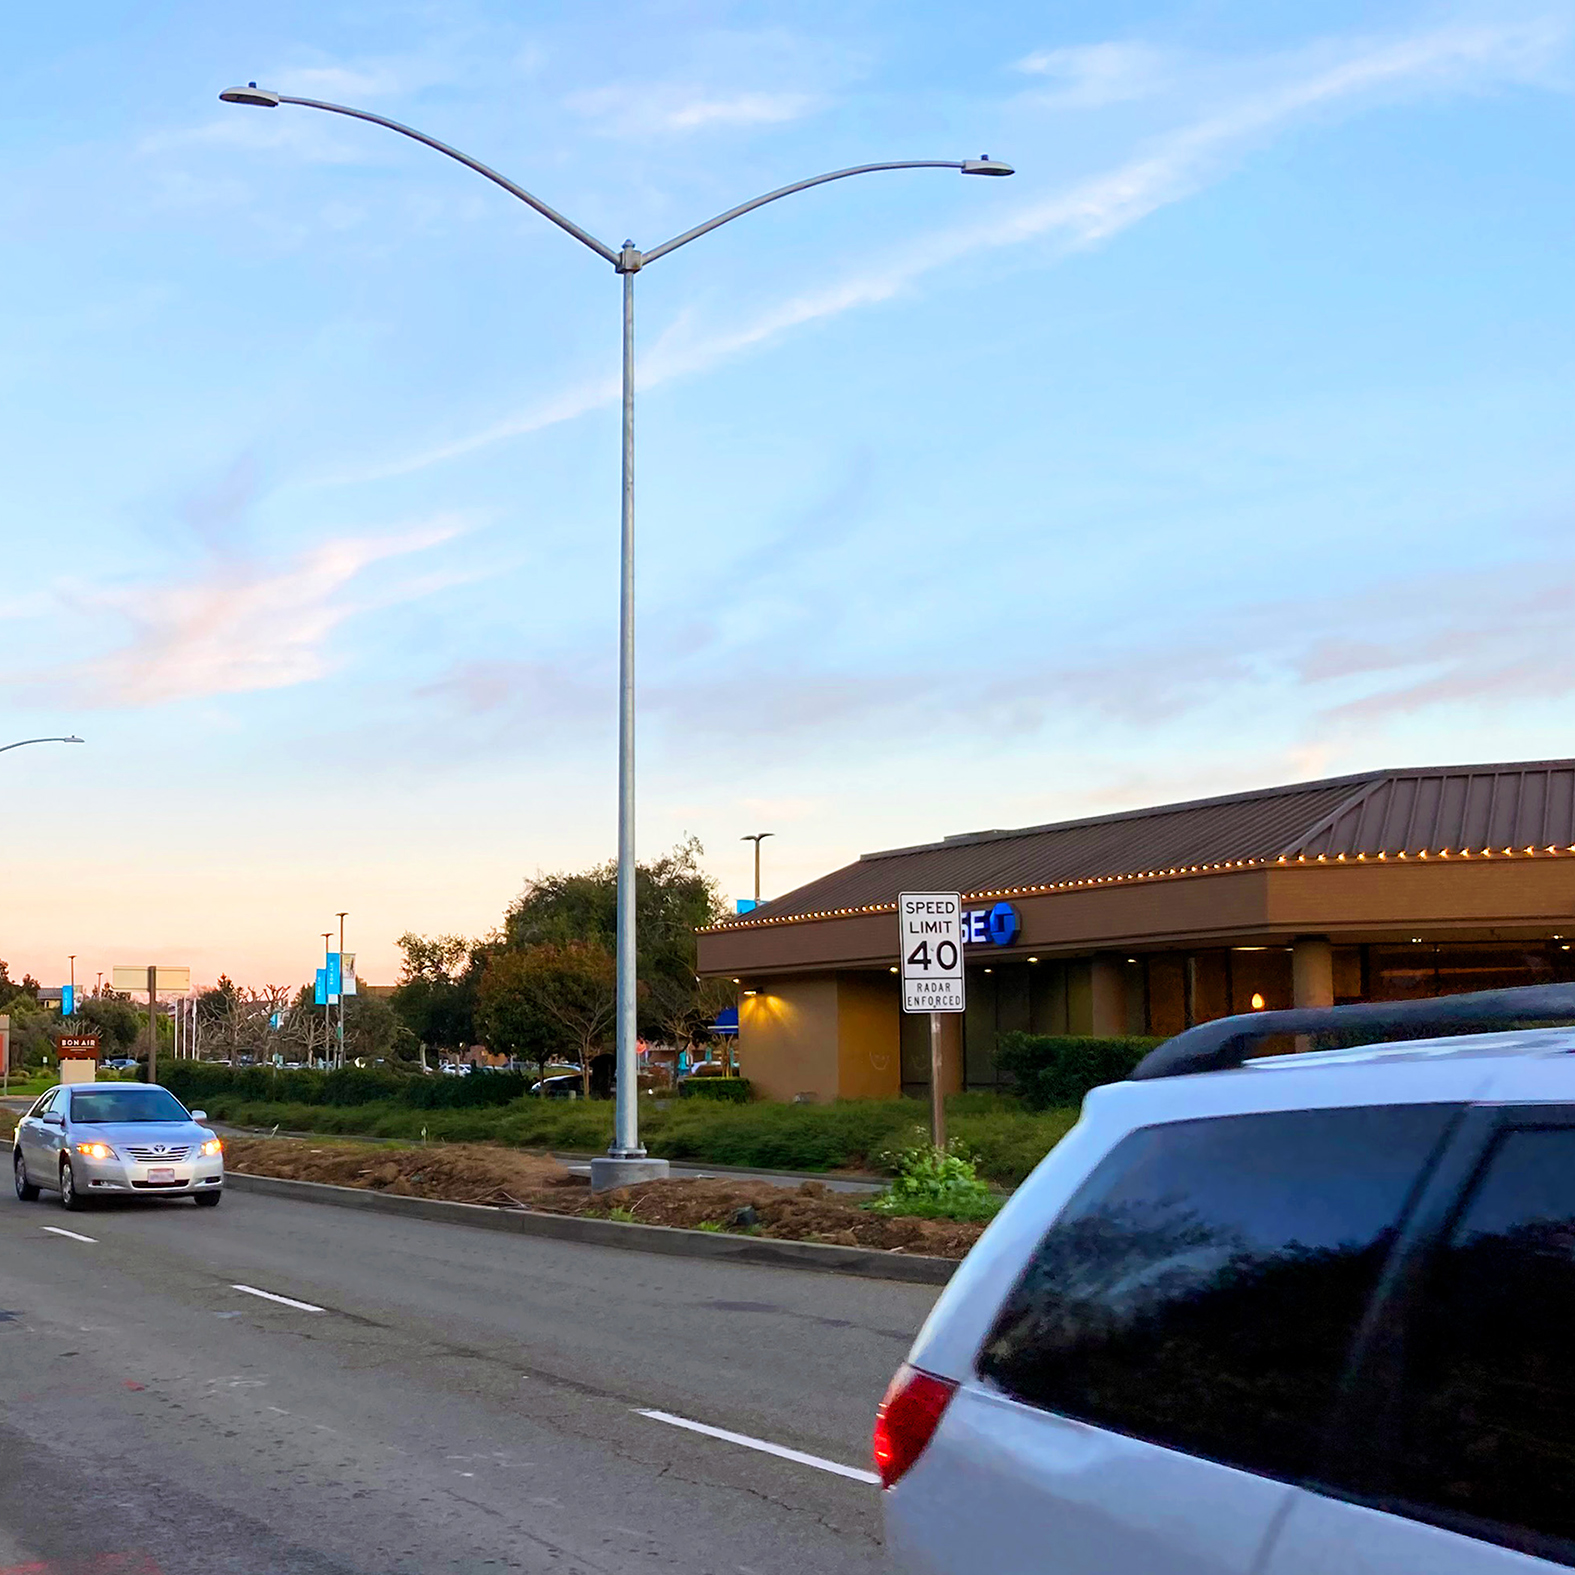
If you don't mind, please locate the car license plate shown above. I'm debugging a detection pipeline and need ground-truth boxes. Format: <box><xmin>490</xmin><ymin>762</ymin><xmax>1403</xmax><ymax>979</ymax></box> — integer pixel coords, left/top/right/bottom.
<box><xmin>148</xmin><ymin>1167</ymin><xmax>176</xmax><ymax>1182</ymax></box>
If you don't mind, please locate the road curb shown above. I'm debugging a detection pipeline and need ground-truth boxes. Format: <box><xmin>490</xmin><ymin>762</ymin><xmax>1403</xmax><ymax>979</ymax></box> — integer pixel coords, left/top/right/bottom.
<box><xmin>225</xmin><ymin>1171</ymin><xmax>958</xmax><ymax>1285</ymax></box>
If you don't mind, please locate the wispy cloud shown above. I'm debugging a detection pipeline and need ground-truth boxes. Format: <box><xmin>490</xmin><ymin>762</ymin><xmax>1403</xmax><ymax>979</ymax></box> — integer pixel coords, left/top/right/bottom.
<box><xmin>1013</xmin><ymin>41</ymin><xmax>1172</xmax><ymax>104</ymax></box>
<box><xmin>40</xmin><ymin>516</ymin><xmax>466</xmax><ymax>707</ymax></box>
<box><xmin>566</xmin><ymin>82</ymin><xmax>820</xmax><ymax>136</ymax></box>
<box><xmin>331</xmin><ymin>16</ymin><xmax>1568</xmax><ymax>486</ymax></box>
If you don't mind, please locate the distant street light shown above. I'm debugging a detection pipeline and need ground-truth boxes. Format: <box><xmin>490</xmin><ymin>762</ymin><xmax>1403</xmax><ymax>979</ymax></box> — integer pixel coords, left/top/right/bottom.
<box><xmin>741</xmin><ymin>833</ymin><xmax>775</xmax><ymax>908</ymax></box>
<box><xmin>0</xmin><ymin>735</ymin><xmax>83</xmax><ymax>756</ymax></box>
<box><xmin>219</xmin><ymin>81</ymin><xmax>1013</xmax><ymax>1186</ymax></box>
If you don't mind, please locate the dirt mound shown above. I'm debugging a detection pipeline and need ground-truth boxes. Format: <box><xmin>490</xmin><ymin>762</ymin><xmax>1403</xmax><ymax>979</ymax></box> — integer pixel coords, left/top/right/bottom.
<box><xmin>598</xmin><ymin>1176</ymin><xmax>986</xmax><ymax>1258</ymax></box>
<box><xmin>222</xmin><ymin>1136</ymin><xmax>570</xmax><ymax>1207</ymax></box>
<box><xmin>223</xmin><ymin>1136</ymin><xmax>985</xmax><ymax>1259</ymax></box>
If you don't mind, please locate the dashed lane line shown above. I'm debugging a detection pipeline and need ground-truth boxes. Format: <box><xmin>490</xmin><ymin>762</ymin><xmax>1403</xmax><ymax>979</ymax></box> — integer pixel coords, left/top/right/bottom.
<box><xmin>634</xmin><ymin>1407</ymin><xmax>880</xmax><ymax>1485</ymax></box>
<box><xmin>231</xmin><ymin>1283</ymin><xmax>325</xmax><ymax>1313</ymax></box>
<box><xmin>41</xmin><ymin>1225</ymin><xmax>96</xmax><ymax>1244</ymax></box>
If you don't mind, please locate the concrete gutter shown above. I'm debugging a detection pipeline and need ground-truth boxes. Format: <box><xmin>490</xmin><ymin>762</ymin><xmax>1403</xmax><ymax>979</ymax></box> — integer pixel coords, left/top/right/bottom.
<box><xmin>225</xmin><ymin>1171</ymin><xmax>958</xmax><ymax>1286</ymax></box>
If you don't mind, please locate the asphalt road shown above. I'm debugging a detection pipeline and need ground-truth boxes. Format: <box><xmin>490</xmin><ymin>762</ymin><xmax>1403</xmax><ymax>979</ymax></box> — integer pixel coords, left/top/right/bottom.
<box><xmin>0</xmin><ymin>1184</ymin><xmax>939</xmax><ymax>1574</ymax></box>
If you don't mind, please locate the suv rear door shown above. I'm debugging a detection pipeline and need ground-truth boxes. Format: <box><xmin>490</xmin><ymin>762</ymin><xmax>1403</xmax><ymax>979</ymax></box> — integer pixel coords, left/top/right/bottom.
<box><xmin>1260</xmin><ymin>1105</ymin><xmax>1575</xmax><ymax>1573</ymax></box>
<box><xmin>889</xmin><ymin>1103</ymin><xmax>1460</xmax><ymax>1575</ymax></box>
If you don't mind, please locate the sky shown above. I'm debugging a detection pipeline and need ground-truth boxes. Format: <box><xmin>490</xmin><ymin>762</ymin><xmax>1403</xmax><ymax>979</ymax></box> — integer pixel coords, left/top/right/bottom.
<box><xmin>4</xmin><ymin>0</ymin><xmax>1575</xmax><ymax>991</ymax></box>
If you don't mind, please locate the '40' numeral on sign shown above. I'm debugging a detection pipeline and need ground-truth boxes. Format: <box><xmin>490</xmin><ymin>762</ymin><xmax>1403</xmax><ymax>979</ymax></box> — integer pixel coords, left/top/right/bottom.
<box><xmin>907</xmin><ymin>939</ymin><xmax>959</xmax><ymax>972</ymax></box>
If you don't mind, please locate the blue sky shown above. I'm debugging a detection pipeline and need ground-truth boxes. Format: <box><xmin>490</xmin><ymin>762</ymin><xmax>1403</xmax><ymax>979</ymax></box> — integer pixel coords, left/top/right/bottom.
<box><xmin>4</xmin><ymin>1</ymin><xmax>1575</xmax><ymax>988</ymax></box>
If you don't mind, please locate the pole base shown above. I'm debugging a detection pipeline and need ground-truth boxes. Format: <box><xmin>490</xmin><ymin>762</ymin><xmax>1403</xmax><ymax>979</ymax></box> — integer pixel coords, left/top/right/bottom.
<box><xmin>589</xmin><ymin>1155</ymin><xmax>670</xmax><ymax>1193</ymax></box>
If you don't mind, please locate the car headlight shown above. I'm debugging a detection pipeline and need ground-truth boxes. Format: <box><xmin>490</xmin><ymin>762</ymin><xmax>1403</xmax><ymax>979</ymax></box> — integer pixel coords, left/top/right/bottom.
<box><xmin>75</xmin><ymin>1142</ymin><xmax>116</xmax><ymax>1161</ymax></box>
<box><xmin>201</xmin><ymin>1138</ymin><xmax>222</xmax><ymax>1157</ymax></box>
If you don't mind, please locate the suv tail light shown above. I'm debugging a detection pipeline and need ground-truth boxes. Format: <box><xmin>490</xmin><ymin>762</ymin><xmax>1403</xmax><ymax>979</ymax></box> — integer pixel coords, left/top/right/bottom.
<box><xmin>873</xmin><ymin>1364</ymin><xmax>957</xmax><ymax>1489</ymax></box>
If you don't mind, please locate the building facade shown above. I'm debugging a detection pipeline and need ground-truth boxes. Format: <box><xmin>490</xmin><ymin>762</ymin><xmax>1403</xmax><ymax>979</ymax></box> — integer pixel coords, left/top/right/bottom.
<box><xmin>696</xmin><ymin>762</ymin><xmax>1575</xmax><ymax>1103</ymax></box>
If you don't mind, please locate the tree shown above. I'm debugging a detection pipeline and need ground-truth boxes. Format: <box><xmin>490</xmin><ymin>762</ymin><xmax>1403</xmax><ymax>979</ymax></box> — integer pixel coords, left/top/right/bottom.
<box><xmin>342</xmin><ymin>991</ymin><xmax>419</xmax><ymax>1066</ymax></box>
<box><xmin>0</xmin><ymin>961</ymin><xmax>41</xmax><ymax>1013</ymax></box>
<box><xmin>480</xmin><ymin>941</ymin><xmax>616</xmax><ymax>1098</ymax></box>
<box><xmin>644</xmin><ymin>971</ymin><xmax>737</xmax><ymax>1063</ymax></box>
<box><xmin>390</xmin><ymin>932</ymin><xmax>478</xmax><ymax>1064</ymax></box>
<box><xmin>502</xmin><ymin>836</ymin><xmax>726</xmax><ymax>1044</ymax></box>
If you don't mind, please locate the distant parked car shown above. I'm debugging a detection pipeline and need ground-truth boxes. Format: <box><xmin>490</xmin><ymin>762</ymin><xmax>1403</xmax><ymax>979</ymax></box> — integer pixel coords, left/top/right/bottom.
<box><xmin>531</xmin><ymin>1073</ymin><xmax>585</xmax><ymax>1099</ymax></box>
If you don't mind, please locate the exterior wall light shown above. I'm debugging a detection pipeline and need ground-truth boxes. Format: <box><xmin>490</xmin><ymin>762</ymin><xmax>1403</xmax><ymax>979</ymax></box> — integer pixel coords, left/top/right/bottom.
<box><xmin>1250</xmin><ymin>993</ymin><xmax>1266</xmax><ymax>1010</ymax></box>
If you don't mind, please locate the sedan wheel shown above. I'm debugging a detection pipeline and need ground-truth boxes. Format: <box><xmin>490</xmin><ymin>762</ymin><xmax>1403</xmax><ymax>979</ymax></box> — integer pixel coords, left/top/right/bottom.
<box><xmin>13</xmin><ymin>1151</ymin><xmax>39</xmax><ymax>1202</ymax></box>
<box><xmin>59</xmin><ymin>1158</ymin><xmax>85</xmax><ymax>1212</ymax></box>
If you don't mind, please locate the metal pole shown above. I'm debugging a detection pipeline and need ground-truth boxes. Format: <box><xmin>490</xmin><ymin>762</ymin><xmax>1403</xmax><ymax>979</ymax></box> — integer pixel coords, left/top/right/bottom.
<box><xmin>147</xmin><ymin>965</ymin><xmax>158</xmax><ymax>1086</ymax></box>
<box><xmin>336</xmin><ymin>912</ymin><xmax>348</xmax><ymax>1069</ymax></box>
<box><xmin>929</xmin><ymin>1012</ymin><xmax>946</xmax><ymax>1150</ymax></box>
<box><xmin>323</xmin><ymin>932</ymin><xmax>333</xmax><ymax>1070</ymax></box>
<box><xmin>611</xmin><ymin>260</ymin><xmax>641</xmax><ymax>1159</ymax></box>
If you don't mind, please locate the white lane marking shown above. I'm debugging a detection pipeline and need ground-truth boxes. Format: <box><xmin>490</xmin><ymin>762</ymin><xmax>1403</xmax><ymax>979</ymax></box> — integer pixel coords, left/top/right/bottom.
<box><xmin>41</xmin><ymin>1226</ymin><xmax>96</xmax><ymax>1243</ymax></box>
<box><xmin>635</xmin><ymin>1408</ymin><xmax>879</xmax><ymax>1485</ymax></box>
<box><xmin>231</xmin><ymin>1283</ymin><xmax>325</xmax><ymax>1313</ymax></box>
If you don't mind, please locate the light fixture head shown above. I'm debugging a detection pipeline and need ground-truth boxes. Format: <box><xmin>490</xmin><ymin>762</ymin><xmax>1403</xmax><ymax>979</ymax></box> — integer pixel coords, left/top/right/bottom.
<box><xmin>64</xmin><ymin>735</ymin><xmax>84</xmax><ymax>744</ymax></box>
<box><xmin>962</xmin><ymin>155</ymin><xmax>1014</xmax><ymax>176</ymax></box>
<box><xmin>220</xmin><ymin>83</ymin><xmax>281</xmax><ymax>107</ymax></box>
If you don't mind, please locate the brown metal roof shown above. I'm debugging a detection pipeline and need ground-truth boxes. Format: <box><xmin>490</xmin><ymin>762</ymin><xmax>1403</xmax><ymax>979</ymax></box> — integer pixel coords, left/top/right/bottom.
<box><xmin>717</xmin><ymin>761</ymin><xmax>1575</xmax><ymax>929</ymax></box>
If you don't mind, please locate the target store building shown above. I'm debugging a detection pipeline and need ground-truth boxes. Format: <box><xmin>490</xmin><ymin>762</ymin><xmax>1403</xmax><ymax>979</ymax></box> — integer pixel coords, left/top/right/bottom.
<box><xmin>695</xmin><ymin>761</ymin><xmax>1575</xmax><ymax>1104</ymax></box>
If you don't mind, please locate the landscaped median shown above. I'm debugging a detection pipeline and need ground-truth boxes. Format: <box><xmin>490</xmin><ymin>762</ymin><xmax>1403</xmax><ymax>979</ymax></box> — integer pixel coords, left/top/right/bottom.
<box><xmin>220</xmin><ymin>1134</ymin><xmax>991</xmax><ymax>1258</ymax></box>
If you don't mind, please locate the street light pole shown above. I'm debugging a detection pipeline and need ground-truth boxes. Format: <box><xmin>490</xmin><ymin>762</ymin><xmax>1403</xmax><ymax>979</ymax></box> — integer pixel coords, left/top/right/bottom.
<box><xmin>0</xmin><ymin>735</ymin><xmax>84</xmax><ymax>756</ymax></box>
<box><xmin>322</xmin><ymin>932</ymin><xmax>333</xmax><ymax>1071</ymax></box>
<box><xmin>336</xmin><ymin>912</ymin><xmax>348</xmax><ymax>1069</ymax></box>
<box><xmin>218</xmin><ymin>81</ymin><xmax>1013</xmax><ymax>1185</ymax></box>
<box><xmin>741</xmin><ymin>833</ymin><xmax>774</xmax><ymax>906</ymax></box>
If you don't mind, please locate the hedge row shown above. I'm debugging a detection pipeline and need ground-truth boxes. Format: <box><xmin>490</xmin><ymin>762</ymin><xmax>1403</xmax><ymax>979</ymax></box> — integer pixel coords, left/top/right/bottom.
<box><xmin>158</xmin><ymin>1062</ymin><xmax>534</xmax><ymax>1110</ymax></box>
<box><xmin>192</xmin><ymin>1090</ymin><xmax>1082</xmax><ymax>1187</ymax></box>
<box><xmin>676</xmin><ymin>1078</ymin><xmax>753</xmax><ymax>1102</ymax></box>
<box><xmin>995</xmin><ymin>1034</ymin><xmax>1163</xmax><ymax>1109</ymax></box>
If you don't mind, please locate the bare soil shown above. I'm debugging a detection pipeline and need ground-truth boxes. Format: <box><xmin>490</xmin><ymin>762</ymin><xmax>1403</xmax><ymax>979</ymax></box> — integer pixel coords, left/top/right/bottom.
<box><xmin>222</xmin><ymin>1135</ymin><xmax>985</xmax><ymax>1259</ymax></box>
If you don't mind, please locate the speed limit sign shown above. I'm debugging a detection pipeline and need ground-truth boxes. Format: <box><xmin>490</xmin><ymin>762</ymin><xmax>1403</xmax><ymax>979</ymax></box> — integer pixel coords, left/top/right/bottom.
<box><xmin>898</xmin><ymin>892</ymin><xmax>966</xmax><ymax>1013</ymax></box>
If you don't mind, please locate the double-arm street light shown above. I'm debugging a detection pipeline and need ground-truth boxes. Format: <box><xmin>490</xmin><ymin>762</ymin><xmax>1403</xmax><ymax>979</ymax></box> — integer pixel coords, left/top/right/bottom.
<box><xmin>219</xmin><ymin>81</ymin><xmax>1012</xmax><ymax>1186</ymax></box>
<box><xmin>0</xmin><ymin>735</ymin><xmax>83</xmax><ymax>756</ymax></box>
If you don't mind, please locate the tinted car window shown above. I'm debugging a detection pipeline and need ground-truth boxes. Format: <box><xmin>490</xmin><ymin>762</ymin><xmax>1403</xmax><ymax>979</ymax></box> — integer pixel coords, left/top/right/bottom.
<box><xmin>978</xmin><ymin>1104</ymin><xmax>1456</xmax><ymax>1482</ymax></box>
<box><xmin>69</xmin><ymin>1087</ymin><xmax>189</xmax><ymax>1124</ymax></box>
<box><xmin>1389</xmin><ymin>1125</ymin><xmax>1575</xmax><ymax>1561</ymax></box>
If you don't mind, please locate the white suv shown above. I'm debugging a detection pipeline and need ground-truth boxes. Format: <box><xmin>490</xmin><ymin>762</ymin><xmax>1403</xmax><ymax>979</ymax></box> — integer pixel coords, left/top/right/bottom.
<box><xmin>879</xmin><ymin>993</ymin><xmax>1575</xmax><ymax>1574</ymax></box>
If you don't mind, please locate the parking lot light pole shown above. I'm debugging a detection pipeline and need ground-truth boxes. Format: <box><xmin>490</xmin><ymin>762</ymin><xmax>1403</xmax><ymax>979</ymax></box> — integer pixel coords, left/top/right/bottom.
<box><xmin>219</xmin><ymin>82</ymin><xmax>1013</xmax><ymax>1187</ymax></box>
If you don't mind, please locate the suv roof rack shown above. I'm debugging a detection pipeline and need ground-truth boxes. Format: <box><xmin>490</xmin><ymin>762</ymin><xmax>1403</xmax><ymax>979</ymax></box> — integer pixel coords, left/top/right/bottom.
<box><xmin>1129</xmin><ymin>981</ymin><xmax>1575</xmax><ymax>1082</ymax></box>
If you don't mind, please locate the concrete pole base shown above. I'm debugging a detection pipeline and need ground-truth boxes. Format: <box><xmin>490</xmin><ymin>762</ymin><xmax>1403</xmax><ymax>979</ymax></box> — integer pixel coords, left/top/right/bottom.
<box><xmin>589</xmin><ymin>1156</ymin><xmax>670</xmax><ymax>1193</ymax></box>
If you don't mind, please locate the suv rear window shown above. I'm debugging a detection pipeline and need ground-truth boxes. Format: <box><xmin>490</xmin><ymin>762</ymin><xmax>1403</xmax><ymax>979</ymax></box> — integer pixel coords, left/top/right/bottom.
<box><xmin>1385</xmin><ymin>1123</ymin><xmax>1575</xmax><ymax>1561</ymax></box>
<box><xmin>978</xmin><ymin>1104</ymin><xmax>1456</xmax><ymax>1482</ymax></box>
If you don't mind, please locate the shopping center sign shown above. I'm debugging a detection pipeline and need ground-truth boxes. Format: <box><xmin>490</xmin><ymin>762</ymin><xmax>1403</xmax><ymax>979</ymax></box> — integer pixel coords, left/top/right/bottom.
<box><xmin>961</xmin><ymin>901</ymin><xmax>1020</xmax><ymax>947</ymax></box>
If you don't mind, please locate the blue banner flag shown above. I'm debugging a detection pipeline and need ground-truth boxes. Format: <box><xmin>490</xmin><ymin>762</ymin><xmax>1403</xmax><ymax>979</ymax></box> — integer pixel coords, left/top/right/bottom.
<box><xmin>315</xmin><ymin>969</ymin><xmax>328</xmax><ymax>1006</ymax></box>
<box><xmin>326</xmin><ymin>952</ymin><xmax>342</xmax><ymax>997</ymax></box>
<box><xmin>61</xmin><ymin>985</ymin><xmax>74</xmax><ymax>1017</ymax></box>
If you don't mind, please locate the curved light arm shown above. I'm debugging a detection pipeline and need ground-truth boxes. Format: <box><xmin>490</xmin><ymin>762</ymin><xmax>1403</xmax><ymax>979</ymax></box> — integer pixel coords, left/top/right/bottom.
<box><xmin>265</xmin><ymin>94</ymin><xmax>621</xmax><ymax>265</ymax></box>
<box><xmin>642</xmin><ymin>161</ymin><xmax>979</xmax><ymax>266</ymax></box>
<box><xmin>0</xmin><ymin>736</ymin><xmax>83</xmax><ymax>755</ymax></box>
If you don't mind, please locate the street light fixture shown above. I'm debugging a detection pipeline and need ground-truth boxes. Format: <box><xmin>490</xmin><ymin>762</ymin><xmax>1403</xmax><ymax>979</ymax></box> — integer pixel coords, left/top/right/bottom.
<box><xmin>741</xmin><ymin>832</ymin><xmax>774</xmax><ymax>908</ymax></box>
<box><xmin>219</xmin><ymin>82</ymin><xmax>1013</xmax><ymax>1187</ymax></box>
<box><xmin>0</xmin><ymin>735</ymin><xmax>84</xmax><ymax>755</ymax></box>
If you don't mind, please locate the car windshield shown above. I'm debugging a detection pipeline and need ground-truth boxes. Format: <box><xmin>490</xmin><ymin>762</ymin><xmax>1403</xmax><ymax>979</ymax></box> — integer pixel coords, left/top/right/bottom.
<box><xmin>69</xmin><ymin>1087</ymin><xmax>190</xmax><ymax>1125</ymax></box>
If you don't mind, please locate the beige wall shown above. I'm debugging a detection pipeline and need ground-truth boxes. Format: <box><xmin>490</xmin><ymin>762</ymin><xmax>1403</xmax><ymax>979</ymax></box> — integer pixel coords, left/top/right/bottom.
<box><xmin>836</xmin><ymin>972</ymin><xmax>903</xmax><ymax>1100</ymax></box>
<box><xmin>738</xmin><ymin>975</ymin><xmax>840</xmax><ymax>1103</ymax></box>
<box><xmin>737</xmin><ymin>971</ymin><xmax>904</xmax><ymax>1103</ymax></box>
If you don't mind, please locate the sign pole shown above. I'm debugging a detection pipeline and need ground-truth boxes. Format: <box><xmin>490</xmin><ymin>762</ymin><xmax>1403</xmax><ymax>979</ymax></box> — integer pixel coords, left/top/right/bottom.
<box><xmin>1</xmin><ymin>1015</ymin><xmax>10</xmax><ymax>1098</ymax></box>
<box><xmin>929</xmin><ymin>1012</ymin><xmax>946</xmax><ymax>1150</ymax></box>
<box><xmin>147</xmin><ymin>964</ymin><xmax>158</xmax><ymax>1086</ymax></box>
<box><xmin>898</xmin><ymin>892</ymin><xmax>965</xmax><ymax>1153</ymax></box>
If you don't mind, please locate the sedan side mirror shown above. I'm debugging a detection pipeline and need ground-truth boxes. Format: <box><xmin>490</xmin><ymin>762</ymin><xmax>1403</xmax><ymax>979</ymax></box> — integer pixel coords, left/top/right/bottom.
<box><xmin>190</xmin><ymin>1110</ymin><xmax>208</xmax><ymax>1123</ymax></box>
<box><xmin>42</xmin><ymin>1113</ymin><xmax>64</xmax><ymax>1127</ymax></box>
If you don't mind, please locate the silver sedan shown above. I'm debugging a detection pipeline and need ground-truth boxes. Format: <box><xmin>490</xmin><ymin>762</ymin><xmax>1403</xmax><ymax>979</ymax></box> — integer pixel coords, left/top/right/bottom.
<box><xmin>12</xmin><ymin>1082</ymin><xmax>223</xmax><ymax>1209</ymax></box>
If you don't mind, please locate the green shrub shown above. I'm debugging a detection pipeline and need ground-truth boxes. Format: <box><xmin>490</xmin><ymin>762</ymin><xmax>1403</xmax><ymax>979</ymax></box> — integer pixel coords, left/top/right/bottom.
<box><xmin>867</xmin><ymin>1137</ymin><xmax>1001</xmax><ymax>1222</ymax></box>
<box><xmin>677</xmin><ymin>1077</ymin><xmax>753</xmax><ymax>1103</ymax></box>
<box><xmin>160</xmin><ymin>1062</ymin><xmax>531</xmax><ymax>1111</ymax></box>
<box><xmin>995</xmin><ymin>1033</ymin><xmax>1162</xmax><ymax>1110</ymax></box>
<box><xmin>203</xmin><ymin>1090</ymin><xmax>1080</xmax><ymax>1188</ymax></box>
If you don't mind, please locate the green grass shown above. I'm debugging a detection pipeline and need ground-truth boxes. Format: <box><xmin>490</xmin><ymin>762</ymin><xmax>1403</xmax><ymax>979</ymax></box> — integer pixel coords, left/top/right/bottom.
<box><xmin>200</xmin><ymin>1090</ymin><xmax>1080</xmax><ymax>1187</ymax></box>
